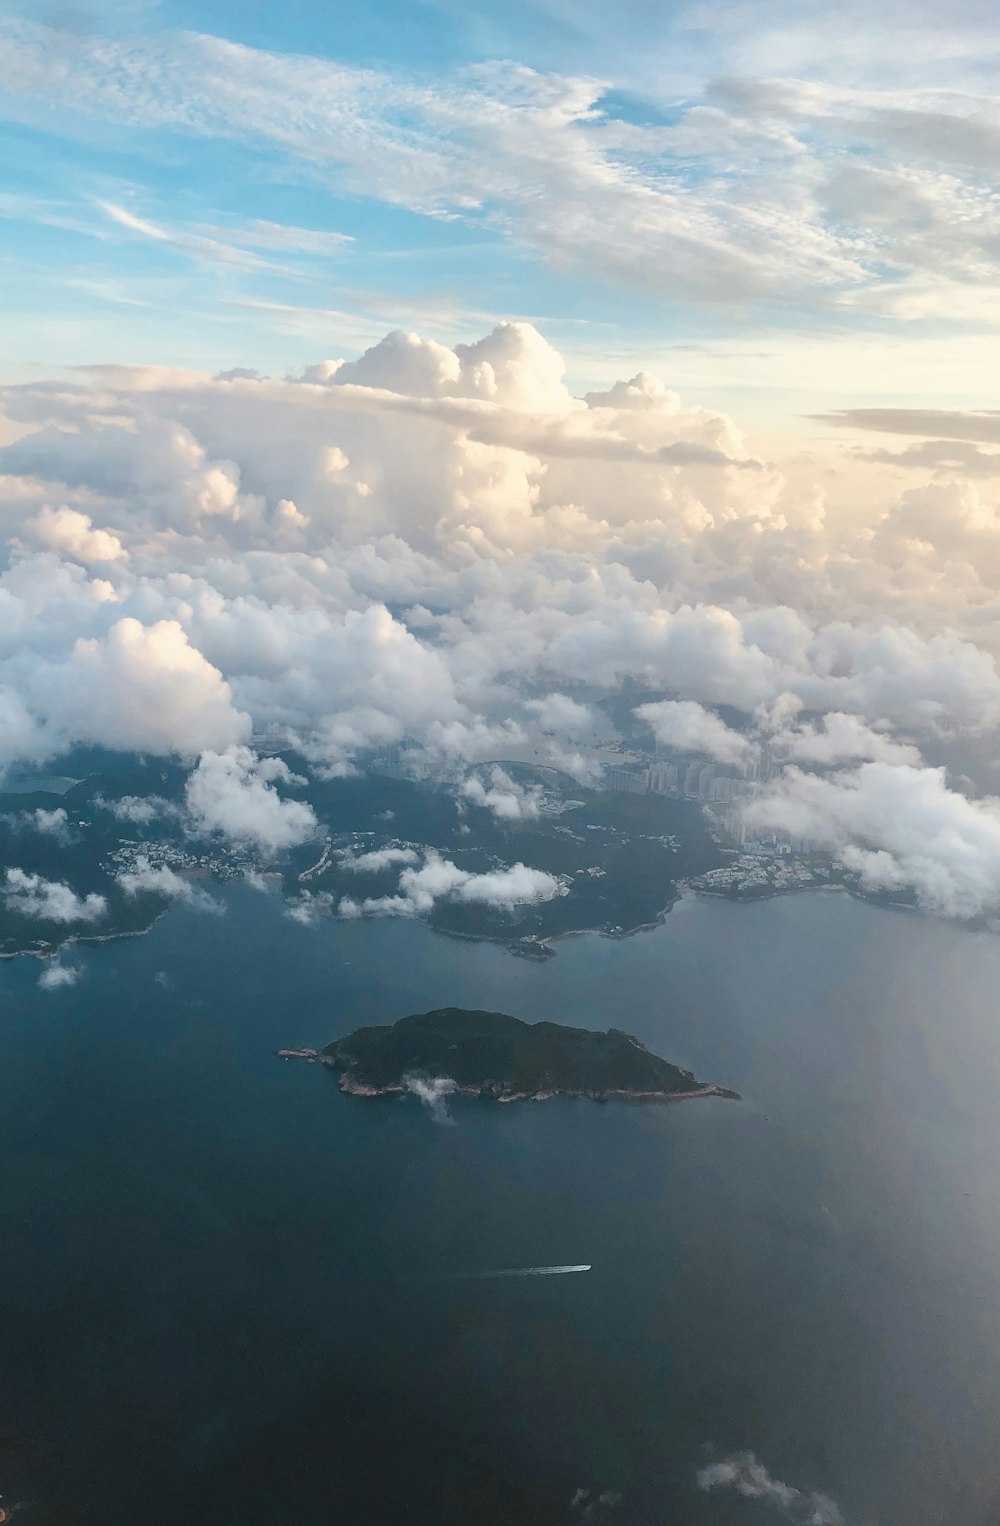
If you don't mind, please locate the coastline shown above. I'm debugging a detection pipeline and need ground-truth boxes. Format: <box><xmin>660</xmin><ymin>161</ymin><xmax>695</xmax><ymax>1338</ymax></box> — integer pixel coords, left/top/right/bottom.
<box><xmin>0</xmin><ymin>885</ymin><xmax>679</xmax><ymax>964</ymax></box>
<box><xmin>689</xmin><ymin>881</ymin><xmax>920</xmax><ymax>915</ymax></box>
<box><xmin>0</xmin><ymin>912</ymin><xmax>167</xmax><ymax>962</ymax></box>
<box><xmin>322</xmin><ymin>1066</ymin><xmax>741</xmax><ymax>1106</ymax></box>
<box><xmin>0</xmin><ymin>869</ymin><xmax>284</xmax><ymax>963</ymax></box>
<box><xmin>430</xmin><ymin>887</ymin><xmax>684</xmax><ymax>961</ymax></box>
<box><xmin>0</xmin><ymin>873</ymin><xmax>926</xmax><ymax>968</ymax></box>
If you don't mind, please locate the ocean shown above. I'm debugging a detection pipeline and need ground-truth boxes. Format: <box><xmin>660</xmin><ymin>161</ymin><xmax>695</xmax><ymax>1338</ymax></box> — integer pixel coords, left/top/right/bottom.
<box><xmin>2</xmin><ymin>886</ymin><xmax>999</xmax><ymax>1525</ymax></box>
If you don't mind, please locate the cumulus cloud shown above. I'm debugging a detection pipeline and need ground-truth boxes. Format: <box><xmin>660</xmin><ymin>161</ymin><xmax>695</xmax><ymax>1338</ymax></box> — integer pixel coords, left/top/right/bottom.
<box><xmin>524</xmin><ymin>693</ymin><xmax>595</xmax><ymax>736</ymax></box>
<box><xmin>399</xmin><ymin>853</ymin><xmax>562</xmax><ymax>911</ymax></box>
<box><xmin>27</xmin><ymin>506</ymin><xmax>125</xmax><ymax>565</ymax></box>
<box><xmin>286</xmin><ymin>889</ymin><xmax>334</xmax><ymax>924</ymax></box>
<box><xmin>769</xmin><ymin>712</ymin><xmax>922</xmax><ymax>767</ymax></box>
<box><xmin>404</xmin><ymin>1074</ymin><xmax>457</xmax><ymax>1124</ymax></box>
<box><xmin>636</xmin><ymin>700</ymin><xmax>754</xmax><ymax>764</ymax></box>
<box><xmin>2</xmin><ymin>319</ymin><xmax>1000</xmax><ymax>888</ymax></box>
<box><xmin>38</xmin><ymin>959</ymin><xmax>81</xmax><ymax>990</ymax></box>
<box><xmin>697</xmin><ymin>1452</ymin><xmax>843</xmax><ymax>1524</ymax></box>
<box><xmin>461</xmin><ymin>766</ymin><xmax>542</xmax><ymax>820</ymax></box>
<box><xmin>185</xmin><ymin>747</ymin><xmax>317</xmax><ymax>854</ymax></box>
<box><xmin>33</xmin><ymin>806</ymin><xmax>70</xmax><ymax>836</ymax></box>
<box><xmin>340</xmin><ymin>846</ymin><xmax>419</xmax><ymax>872</ymax></box>
<box><xmin>95</xmin><ymin>794</ymin><xmax>176</xmax><ymax>825</ymax></box>
<box><xmin>0</xmin><ymin>805</ymin><xmax>74</xmax><ymax>840</ymax></box>
<box><xmin>32</xmin><ymin>619</ymin><xmax>250</xmax><ymax>762</ymax></box>
<box><xmin>346</xmin><ymin>850</ymin><xmax>564</xmax><ymax>918</ymax></box>
<box><xmin>116</xmin><ymin>855</ymin><xmax>224</xmax><ymax>913</ymax></box>
<box><xmin>745</xmin><ymin>762</ymin><xmax>1000</xmax><ymax>919</ymax></box>
<box><xmin>3</xmin><ymin>868</ymin><xmax>105</xmax><ymax>923</ymax></box>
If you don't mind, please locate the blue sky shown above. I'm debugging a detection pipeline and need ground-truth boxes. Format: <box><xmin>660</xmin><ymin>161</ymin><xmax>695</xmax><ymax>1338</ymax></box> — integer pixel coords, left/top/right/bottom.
<box><xmin>2</xmin><ymin>0</ymin><xmax>1000</xmax><ymax>419</ymax></box>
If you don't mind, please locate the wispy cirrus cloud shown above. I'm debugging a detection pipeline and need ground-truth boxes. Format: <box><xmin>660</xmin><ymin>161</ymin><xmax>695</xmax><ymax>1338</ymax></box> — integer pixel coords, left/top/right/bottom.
<box><xmin>5</xmin><ymin>15</ymin><xmax>1000</xmax><ymax>315</ymax></box>
<box><xmin>96</xmin><ymin>200</ymin><xmax>345</xmax><ymax>275</ymax></box>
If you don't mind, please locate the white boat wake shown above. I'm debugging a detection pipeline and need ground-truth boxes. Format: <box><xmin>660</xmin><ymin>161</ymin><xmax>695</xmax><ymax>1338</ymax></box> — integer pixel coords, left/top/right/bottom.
<box><xmin>462</xmin><ymin>1264</ymin><xmax>592</xmax><ymax>1278</ymax></box>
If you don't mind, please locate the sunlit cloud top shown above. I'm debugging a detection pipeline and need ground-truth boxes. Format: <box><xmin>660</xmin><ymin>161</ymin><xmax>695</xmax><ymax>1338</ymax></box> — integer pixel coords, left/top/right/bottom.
<box><xmin>5</xmin><ymin>0</ymin><xmax>1000</xmax><ymax>922</ymax></box>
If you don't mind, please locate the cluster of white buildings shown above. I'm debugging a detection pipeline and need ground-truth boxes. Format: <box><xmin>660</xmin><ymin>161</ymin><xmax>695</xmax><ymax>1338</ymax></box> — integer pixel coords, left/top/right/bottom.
<box><xmin>691</xmin><ymin>854</ymin><xmax>834</xmax><ymax>897</ymax></box>
<box><xmin>105</xmin><ymin>838</ymin><xmax>260</xmax><ymax>882</ymax></box>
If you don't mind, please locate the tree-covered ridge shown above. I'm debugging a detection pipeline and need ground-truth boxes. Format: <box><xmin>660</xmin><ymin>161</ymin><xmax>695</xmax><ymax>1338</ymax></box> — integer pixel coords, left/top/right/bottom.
<box><xmin>321</xmin><ymin>1008</ymin><xmax>738</xmax><ymax>1102</ymax></box>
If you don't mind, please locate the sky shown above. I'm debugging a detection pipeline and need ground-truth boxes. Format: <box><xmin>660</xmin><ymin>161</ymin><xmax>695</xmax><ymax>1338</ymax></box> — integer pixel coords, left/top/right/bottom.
<box><xmin>6</xmin><ymin>0</ymin><xmax>1000</xmax><ymax>924</ymax></box>
<box><xmin>3</xmin><ymin>0</ymin><xmax>1000</xmax><ymax>419</ymax></box>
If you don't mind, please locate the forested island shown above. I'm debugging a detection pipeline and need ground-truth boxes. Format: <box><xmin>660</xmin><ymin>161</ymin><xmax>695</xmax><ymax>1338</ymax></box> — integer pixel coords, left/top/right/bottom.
<box><xmin>311</xmin><ymin>1007</ymin><xmax>740</xmax><ymax>1104</ymax></box>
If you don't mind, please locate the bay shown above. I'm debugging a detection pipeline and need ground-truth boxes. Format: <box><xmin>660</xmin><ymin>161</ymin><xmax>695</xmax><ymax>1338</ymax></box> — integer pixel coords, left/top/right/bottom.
<box><xmin>2</xmin><ymin>887</ymin><xmax>999</xmax><ymax>1524</ymax></box>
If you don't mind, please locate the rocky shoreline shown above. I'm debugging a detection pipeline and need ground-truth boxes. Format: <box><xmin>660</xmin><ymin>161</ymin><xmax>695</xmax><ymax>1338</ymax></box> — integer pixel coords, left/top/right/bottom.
<box><xmin>276</xmin><ymin>1013</ymin><xmax>741</xmax><ymax>1110</ymax></box>
<box><xmin>335</xmin><ymin>1071</ymin><xmax>741</xmax><ymax>1105</ymax></box>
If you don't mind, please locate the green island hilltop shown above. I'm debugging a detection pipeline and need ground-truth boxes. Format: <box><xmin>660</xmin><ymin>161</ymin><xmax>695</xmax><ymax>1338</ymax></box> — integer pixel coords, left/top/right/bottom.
<box><xmin>286</xmin><ymin>1008</ymin><xmax>741</xmax><ymax>1105</ymax></box>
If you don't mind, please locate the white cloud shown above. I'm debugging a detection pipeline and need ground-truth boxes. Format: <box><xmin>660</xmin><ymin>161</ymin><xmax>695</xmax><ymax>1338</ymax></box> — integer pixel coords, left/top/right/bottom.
<box><xmin>746</xmin><ymin>761</ymin><xmax>1000</xmax><ymax>919</ymax></box>
<box><xmin>33</xmin><ymin>806</ymin><xmax>70</xmax><ymax>837</ymax></box>
<box><xmin>340</xmin><ymin>846</ymin><xmax>420</xmax><ymax>872</ymax></box>
<box><xmin>770</xmin><ymin>712</ymin><xmax>922</xmax><ymax>767</ymax></box>
<box><xmin>636</xmin><ymin>700</ymin><xmax>755</xmax><ymax>764</ymax></box>
<box><xmin>350</xmin><ymin>850</ymin><xmax>564</xmax><ymax>918</ymax></box>
<box><xmin>95</xmin><ymin>199</ymin><xmax>294</xmax><ymax>276</ymax></box>
<box><xmin>524</xmin><ymin>693</ymin><xmax>594</xmax><ymax>736</ymax></box>
<box><xmin>461</xmin><ymin>766</ymin><xmax>542</xmax><ymax>820</ymax></box>
<box><xmin>29</xmin><ymin>619</ymin><xmax>250</xmax><ymax>761</ymax></box>
<box><xmin>697</xmin><ymin>1452</ymin><xmax>843</xmax><ymax>1524</ymax></box>
<box><xmin>27</xmin><ymin>506</ymin><xmax>124</xmax><ymax>565</ymax></box>
<box><xmin>405</xmin><ymin>1074</ymin><xmax>458</xmax><ymax>1124</ymax></box>
<box><xmin>200</xmin><ymin>218</ymin><xmax>353</xmax><ymax>255</ymax></box>
<box><xmin>5</xmin><ymin>16</ymin><xmax>994</xmax><ymax>315</ymax></box>
<box><xmin>3</xmin><ymin>868</ymin><xmax>105</xmax><ymax>923</ymax></box>
<box><xmin>286</xmin><ymin>889</ymin><xmax>334</xmax><ymax>923</ymax></box>
<box><xmin>2</xmin><ymin>320</ymin><xmax>1000</xmax><ymax>887</ymax></box>
<box><xmin>38</xmin><ymin>959</ymin><xmax>81</xmax><ymax>989</ymax></box>
<box><xmin>185</xmin><ymin>747</ymin><xmax>317</xmax><ymax>853</ymax></box>
<box><xmin>116</xmin><ymin>855</ymin><xmax>223</xmax><ymax>913</ymax></box>
<box><xmin>448</xmin><ymin>860</ymin><xmax>563</xmax><ymax>906</ymax></box>
<box><xmin>1</xmin><ymin>806</ymin><xmax>70</xmax><ymax>838</ymax></box>
<box><xmin>95</xmin><ymin>794</ymin><xmax>176</xmax><ymax>825</ymax></box>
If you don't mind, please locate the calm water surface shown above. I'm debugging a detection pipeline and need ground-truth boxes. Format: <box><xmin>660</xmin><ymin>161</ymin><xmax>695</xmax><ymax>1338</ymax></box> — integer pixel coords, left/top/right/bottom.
<box><xmin>2</xmin><ymin>888</ymin><xmax>1000</xmax><ymax>1525</ymax></box>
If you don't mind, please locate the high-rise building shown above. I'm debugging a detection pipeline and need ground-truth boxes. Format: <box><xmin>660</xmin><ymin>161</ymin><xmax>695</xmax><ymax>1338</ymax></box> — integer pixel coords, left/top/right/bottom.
<box><xmin>647</xmin><ymin>762</ymin><xmax>679</xmax><ymax>794</ymax></box>
<box><xmin>607</xmin><ymin>766</ymin><xmax>647</xmax><ymax>794</ymax></box>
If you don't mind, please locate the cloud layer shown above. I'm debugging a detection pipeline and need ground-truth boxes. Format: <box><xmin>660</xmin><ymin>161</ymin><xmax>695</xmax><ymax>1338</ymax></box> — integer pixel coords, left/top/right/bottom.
<box><xmin>3</xmin><ymin>320</ymin><xmax>1000</xmax><ymax>916</ymax></box>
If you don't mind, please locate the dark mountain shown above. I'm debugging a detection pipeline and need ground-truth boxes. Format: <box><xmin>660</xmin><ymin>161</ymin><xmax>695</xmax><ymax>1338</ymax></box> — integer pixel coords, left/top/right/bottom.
<box><xmin>321</xmin><ymin>1008</ymin><xmax>739</xmax><ymax>1103</ymax></box>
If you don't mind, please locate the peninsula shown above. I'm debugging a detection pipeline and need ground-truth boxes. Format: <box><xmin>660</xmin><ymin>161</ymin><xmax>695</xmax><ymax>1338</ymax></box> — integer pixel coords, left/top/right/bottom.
<box><xmin>313</xmin><ymin>1007</ymin><xmax>740</xmax><ymax>1104</ymax></box>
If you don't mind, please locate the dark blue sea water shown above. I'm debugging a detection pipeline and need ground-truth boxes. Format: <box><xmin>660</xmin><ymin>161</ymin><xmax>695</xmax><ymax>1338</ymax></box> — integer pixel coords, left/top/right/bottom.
<box><xmin>2</xmin><ymin>887</ymin><xmax>1000</xmax><ymax>1525</ymax></box>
